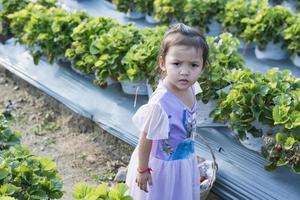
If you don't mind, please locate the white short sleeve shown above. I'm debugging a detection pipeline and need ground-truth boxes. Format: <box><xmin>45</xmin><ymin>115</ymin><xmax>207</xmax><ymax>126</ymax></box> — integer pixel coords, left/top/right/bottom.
<box><xmin>193</xmin><ymin>81</ymin><xmax>202</xmax><ymax>95</ymax></box>
<box><xmin>132</xmin><ymin>103</ymin><xmax>169</xmax><ymax>140</ymax></box>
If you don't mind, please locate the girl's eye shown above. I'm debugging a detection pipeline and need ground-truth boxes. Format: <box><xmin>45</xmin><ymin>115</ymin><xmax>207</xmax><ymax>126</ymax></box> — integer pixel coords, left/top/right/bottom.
<box><xmin>173</xmin><ymin>63</ymin><xmax>180</xmax><ymax>66</ymax></box>
<box><xmin>192</xmin><ymin>64</ymin><xmax>199</xmax><ymax>68</ymax></box>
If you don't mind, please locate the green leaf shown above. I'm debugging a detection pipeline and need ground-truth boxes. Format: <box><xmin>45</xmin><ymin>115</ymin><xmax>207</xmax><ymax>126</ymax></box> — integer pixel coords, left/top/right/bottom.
<box><xmin>291</xmin><ymin>127</ymin><xmax>300</xmax><ymax>140</ymax></box>
<box><xmin>94</xmin><ymin>184</ymin><xmax>108</xmax><ymax>198</ymax></box>
<box><xmin>276</xmin><ymin>157</ymin><xmax>289</xmax><ymax>166</ymax></box>
<box><xmin>273</xmin><ymin>94</ymin><xmax>292</xmax><ymax>106</ymax></box>
<box><xmin>284</xmin><ymin>136</ymin><xmax>296</xmax><ymax>150</ymax></box>
<box><xmin>256</xmin><ymin>85</ymin><xmax>269</xmax><ymax>96</ymax></box>
<box><xmin>94</xmin><ymin>60</ymin><xmax>104</xmax><ymax>68</ymax></box>
<box><xmin>89</xmin><ymin>41</ymin><xmax>100</xmax><ymax>55</ymax></box>
<box><xmin>292</xmin><ymin>163</ymin><xmax>300</xmax><ymax>174</ymax></box>
<box><xmin>73</xmin><ymin>182</ymin><xmax>94</xmax><ymax>199</ymax></box>
<box><xmin>49</xmin><ymin>179</ymin><xmax>63</xmax><ymax>192</ymax></box>
<box><xmin>0</xmin><ymin>184</ymin><xmax>20</xmax><ymax>196</ymax></box>
<box><xmin>38</xmin><ymin>158</ymin><xmax>57</xmax><ymax>171</ymax></box>
<box><xmin>273</xmin><ymin>105</ymin><xmax>290</xmax><ymax>125</ymax></box>
<box><xmin>275</xmin><ymin>132</ymin><xmax>287</xmax><ymax>143</ymax></box>
<box><xmin>0</xmin><ymin>167</ymin><xmax>9</xmax><ymax>180</ymax></box>
<box><xmin>114</xmin><ymin>183</ymin><xmax>128</xmax><ymax>196</ymax></box>
<box><xmin>264</xmin><ymin>162</ymin><xmax>277</xmax><ymax>171</ymax></box>
<box><xmin>32</xmin><ymin>51</ymin><xmax>43</xmax><ymax>65</ymax></box>
<box><xmin>0</xmin><ymin>196</ymin><xmax>17</xmax><ymax>200</ymax></box>
<box><xmin>108</xmin><ymin>189</ymin><xmax>119</xmax><ymax>200</ymax></box>
<box><xmin>287</xmin><ymin>111</ymin><xmax>300</xmax><ymax>129</ymax></box>
<box><xmin>122</xmin><ymin>196</ymin><xmax>134</xmax><ymax>200</ymax></box>
<box><xmin>29</xmin><ymin>190</ymin><xmax>48</xmax><ymax>200</ymax></box>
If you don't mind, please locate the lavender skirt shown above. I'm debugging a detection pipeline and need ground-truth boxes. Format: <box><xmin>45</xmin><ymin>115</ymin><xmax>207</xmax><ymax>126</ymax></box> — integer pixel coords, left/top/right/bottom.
<box><xmin>125</xmin><ymin>147</ymin><xmax>200</xmax><ymax>200</ymax></box>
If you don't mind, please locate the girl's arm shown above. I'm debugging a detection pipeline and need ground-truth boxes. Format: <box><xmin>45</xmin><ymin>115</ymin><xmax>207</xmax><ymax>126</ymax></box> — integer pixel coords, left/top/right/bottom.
<box><xmin>136</xmin><ymin>131</ymin><xmax>153</xmax><ymax>192</ymax></box>
<box><xmin>138</xmin><ymin>131</ymin><xmax>152</xmax><ymax>169</ymax></box>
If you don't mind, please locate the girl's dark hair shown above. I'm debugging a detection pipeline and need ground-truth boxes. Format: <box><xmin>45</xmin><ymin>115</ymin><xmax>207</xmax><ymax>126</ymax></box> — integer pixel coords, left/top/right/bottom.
<box><xmin>157</xmin><ymin>23</ymin><xmax>209</xmax><ymax>74</ymax></box>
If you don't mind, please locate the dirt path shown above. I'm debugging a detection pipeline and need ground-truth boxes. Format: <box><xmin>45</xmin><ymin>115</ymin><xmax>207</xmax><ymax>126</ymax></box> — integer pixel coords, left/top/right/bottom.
<box><xmin>0</xmin><ymin>66</ymin><xmax>222</xmax><ymax>200</ymax></box>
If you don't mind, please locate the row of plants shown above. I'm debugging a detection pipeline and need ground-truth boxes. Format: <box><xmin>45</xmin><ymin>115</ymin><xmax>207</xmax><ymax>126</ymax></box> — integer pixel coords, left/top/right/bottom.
<box><xmin>3</xmin><ymin>0</ymin><xmax>243</xmax><ymax>92</ymax></box>
<box><xmin>1</xmin><ymin>0</ymin><xmax>300</xmax><ymax>174</ymax></box>
<box><xmin>109</xmin><ymin>0</ymin><xmax>300</xmax><ymax>66</ymax></box>
<box><xmin>2</xmin><ymin>0</ymin><xmax>168</xmax><ymax>90</ymax></box>
<box><xmin>0</xmin><ymin>0</ymin><xmax>57</xmax><ymax>39</ymax></box>
<box><xmin>7</xmin><ymin>2</ymin><xmax>89</xmax><ymax>64</ymax></box>
<box><xmin>197</xmin><ymin>32</ymin><xmax>300</xmax><ymax>174</ymax></box>
<box><xmin>222</xmin><ymin>0</ymin><xmax>300</xmax><ymax>65</ymax></box>
<box><xmin>209</xmin><ymin>68</ymin><xmax>300</xmax><ymax>173</ymax></box>
<box><xmin>0</xmin><ymin>114</ymin><xmax>133</xmax><ymax>199</ymax></box>
<box><xmin>111</xmin><ymin>0</ymin><xmax>227</xmax><ymax>32</ymax></box>
<box><xmin>1</xmin><ymin>0</ymin><xmax>246</xmax><ymax>102</ymax></box>
<box><xmin>2</xmin><ymin>0</ymin><xmax>300</xmax><ymax>76</ymax></box>
<box><xmin>109</xmin><ymin>0</ymin><xmax>300</xmax><ymax>23</ymax></box>
<box><xmin>1</xmin><ymin>0</ymin><xmax>299</xmax><ymax>89</ymax></box>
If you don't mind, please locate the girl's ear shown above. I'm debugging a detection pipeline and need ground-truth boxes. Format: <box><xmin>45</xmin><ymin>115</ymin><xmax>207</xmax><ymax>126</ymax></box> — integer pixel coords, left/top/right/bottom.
<box><xmin>159</xmin><ymin>56</ymin><xmax>166</xmax><ymax>71</ymax></box>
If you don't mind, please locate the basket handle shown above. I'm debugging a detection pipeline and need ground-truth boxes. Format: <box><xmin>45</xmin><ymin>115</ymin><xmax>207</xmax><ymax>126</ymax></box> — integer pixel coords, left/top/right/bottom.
<box><xmin>196</xmin><ymin>133</ymin><xmax>218</xmax><ymax>188</ymax></box>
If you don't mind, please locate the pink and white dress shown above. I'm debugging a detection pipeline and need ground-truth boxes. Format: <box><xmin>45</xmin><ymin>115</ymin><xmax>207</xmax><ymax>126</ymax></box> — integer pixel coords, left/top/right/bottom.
<box><xmin>126</xmin><ymin>80</ymin><xmax>202</xmax><ymax>200</ymax></box>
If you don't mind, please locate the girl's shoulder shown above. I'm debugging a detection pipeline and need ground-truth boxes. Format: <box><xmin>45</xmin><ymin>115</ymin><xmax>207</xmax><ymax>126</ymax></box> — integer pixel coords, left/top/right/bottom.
<box><xmin>133</xmin><ymin>89</ymin><xmax>170</xmax><ymax>140</ymax></box>
<box><xmin>148</xmin><ymin>83</ymin><xmax>168</xmax><ymax>105</ymax></box>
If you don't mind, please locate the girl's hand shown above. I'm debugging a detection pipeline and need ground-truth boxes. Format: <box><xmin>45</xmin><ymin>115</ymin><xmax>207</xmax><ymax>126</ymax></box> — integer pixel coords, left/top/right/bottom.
<box><xmin>135</xmin><ymin>171</ymin><xmax>153</xmax><ymax>192</ymax></box>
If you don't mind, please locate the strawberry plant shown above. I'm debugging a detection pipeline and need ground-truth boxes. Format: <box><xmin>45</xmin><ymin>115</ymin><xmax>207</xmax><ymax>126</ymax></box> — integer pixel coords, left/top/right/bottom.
<box><xmin>153</xmin><ymin>0</ymin><xmax>186</xmax><ymax>24</ymax></box>
<box><xmin>0</xmin><ymin>115</ymin><xmax>21</xmax><ymax>150</ymax></box>
<box><xmin>0</xmin><ymin>0</ymin><xmax>29</xmax><ymax>42</ymax></box>
<box><xmin>0</xmin><ymin>0</ymin><xmax>56</xmax><ymax>42</ymax></box>
<box><xmin>90</xmin><ymin>24</ymin><xmax>142</xmax><ymax>86</ymax></box>
<box><xmin>21</xmin><ymin>6</ymin><xmax>88</xmax><ymax>64</ymax></box>
<box><xmin>263</xmin><ymin>133</ymin><xmax>300</xmax><ymax>174</ymax></box>
<box><xmin>73</xmin><ymin>182</ymin><xmax>133</xmax><ymax>200</ymax></box>
<box><xmin>121</xmin><ymin>26</ymin><xmax>167</xmax><ymax>84</ymax></box>
<box><xmin>211</xmin><ymin>68</ymin><xmax>300</xmax><ymax>140</ymax></box>
<box><xmin>284</xmin><ymin>14</ymin><xmax>300</xmax><ymax>57</ymax></box>
<box><xmin>197</xmin><ymin>33</ymin><xmax>244</xmax><ymax>103</ymax></box>
<box><xmin>7</xmin><ymin>3</ymin><xmax>41</xmax><ymax>44</ymax></box>
<box><xmin>211</xmin><ymin>68</ymin><xmax>269</xmax><ymax>139</ymax></box>
<box><xmin>241</xmin><ymin>5</ymin><xmax>292</xmax><ymax>50</ymax></box>
<box><xmin>48</xmin><ymin>9</ymin><xmax>88</xmax><ymax>62</ymax></box>
<box><xmin>183</xmin><ymin>0</ymin><xmax>227</xmax><ymax>32</ymax></box>
<box><xmin>133</xmin><ymin>0</ymin><xmax>154</xmax><ymax>15</ymax></box>
<box><xmin>0</xmin><ymin>146</ymin><xmax>63</xmax><ymax>199</ymax></box>
<box><xmin>222</xmin><ymin>0</ymin><xmax>267</xmax><ymax>37</ymax></box>
<box><xmin>112</xmin><ymin>0</ymin><xmax>135</xmax><ymax>13</ymax></box>
<box><xmin>65</xmin><ymin>17</ymin><xmax>117</xmax><ymax>74</ymax></box>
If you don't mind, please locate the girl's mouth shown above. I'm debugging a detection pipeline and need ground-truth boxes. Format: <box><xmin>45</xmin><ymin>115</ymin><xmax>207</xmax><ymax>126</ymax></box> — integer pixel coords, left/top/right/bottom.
<box><xmin>178</xmin><ymin>79</ymin><xmax>189</xmax><ymax>84</ymax></box>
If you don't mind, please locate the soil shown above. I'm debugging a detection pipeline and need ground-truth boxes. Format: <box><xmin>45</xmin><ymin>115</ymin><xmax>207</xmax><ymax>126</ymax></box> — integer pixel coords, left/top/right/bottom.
<box><xmin>0</xmin><ymin>66</ymin><xmax>222</xmax><ymax>200</ymax></box>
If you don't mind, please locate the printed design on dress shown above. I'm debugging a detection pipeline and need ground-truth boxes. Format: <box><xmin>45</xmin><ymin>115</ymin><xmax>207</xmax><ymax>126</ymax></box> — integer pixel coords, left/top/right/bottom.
<box><xmin>159</xmin><ymin>110</ymin><xmax>197</xmax><ymax>157</ymax></box>
<box><xmin>161</xmin><ymin>138</ymin><xmax>174</xmax><ymax>156</ymax></box>
<box><xmin>183</xmin><ymin>109</ymin><xmax>197</xmax><ymax>138</ymax></box>
<box><xmin>160</xmin><ymin>114</ymin><xmax>174</xmax><ymax>157</ymax></box>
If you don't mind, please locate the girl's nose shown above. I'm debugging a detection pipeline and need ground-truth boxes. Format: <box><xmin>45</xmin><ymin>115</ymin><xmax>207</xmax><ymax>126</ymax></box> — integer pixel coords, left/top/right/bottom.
<box><xmin>180</xmin><ymin>65</ymin><xmax>190</xmax><ymax>75</ymax></box>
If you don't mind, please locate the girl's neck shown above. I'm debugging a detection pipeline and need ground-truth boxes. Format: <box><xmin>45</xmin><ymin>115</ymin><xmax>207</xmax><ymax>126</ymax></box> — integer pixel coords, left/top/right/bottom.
<box><xmin>162</xmin><ymin>78</ymin><xmax>195</xmax><ymax>110</ymax></box>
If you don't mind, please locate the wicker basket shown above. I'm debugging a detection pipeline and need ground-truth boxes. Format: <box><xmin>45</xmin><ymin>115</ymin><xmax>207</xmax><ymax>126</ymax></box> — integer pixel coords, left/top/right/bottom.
<box><xmin>197</xmin><ymin>134</ymin><xmax>218</xmax><ymax>200</ymax></box>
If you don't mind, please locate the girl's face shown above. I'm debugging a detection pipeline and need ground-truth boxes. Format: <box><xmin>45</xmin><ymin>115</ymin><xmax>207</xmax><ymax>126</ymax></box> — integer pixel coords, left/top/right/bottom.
<box><xmin>159</xmin><ymin>45</ymin><xmax>204</xmax><ymax>92</ymax></box>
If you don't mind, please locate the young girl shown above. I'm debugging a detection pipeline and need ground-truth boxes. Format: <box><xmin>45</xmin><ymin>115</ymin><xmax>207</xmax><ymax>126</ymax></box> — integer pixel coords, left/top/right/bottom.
<box><xmin>125</xmin><ymin>23</ymin><xmax>209</xmax><ymax>200</ymax></box>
